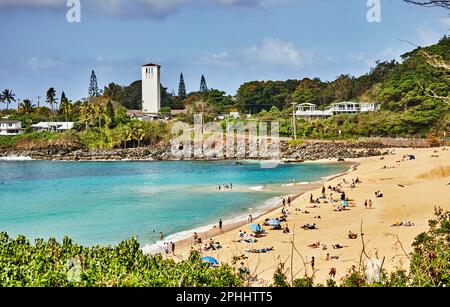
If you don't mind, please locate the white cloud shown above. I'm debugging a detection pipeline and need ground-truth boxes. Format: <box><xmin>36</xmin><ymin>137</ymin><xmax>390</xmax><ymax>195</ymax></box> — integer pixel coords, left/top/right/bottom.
<box><xmin>28</xmin><ymin>56</ymin><xmax>64</xmax><ymax>71</ymax></box>
<box><xmin>244</xmin><ymin>38</ymin><xmax>316</xmax><ymax>67</ymax></box>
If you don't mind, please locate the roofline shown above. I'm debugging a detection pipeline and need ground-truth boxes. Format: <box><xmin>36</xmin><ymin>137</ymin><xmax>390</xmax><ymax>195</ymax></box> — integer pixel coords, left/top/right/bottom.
<box><xmin>142</xmin><ymin>63</ymin><xmax>161</xmax><ymax>67</ymax></box>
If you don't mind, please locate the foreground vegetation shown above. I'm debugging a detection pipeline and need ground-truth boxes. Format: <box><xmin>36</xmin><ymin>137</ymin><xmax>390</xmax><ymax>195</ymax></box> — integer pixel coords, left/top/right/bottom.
<box><xmin>0</xmin><ymin>208</ymin><xmax>448</xmax><ymax>287</ymax></box>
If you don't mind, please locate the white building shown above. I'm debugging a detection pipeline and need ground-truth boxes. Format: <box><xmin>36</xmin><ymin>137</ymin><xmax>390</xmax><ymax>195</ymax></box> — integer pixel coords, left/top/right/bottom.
<box><xmin>0</xmin><ymin>120</ymin><xmax>24</xmax><ymax>136</ymax></box>
<box><xmin>31</xmin><ymin>122</ymin><xmax>75</xmax><ymax>132</ymax></box>
<box><xmin>141</xmin><ymin>63</ymin><xmax>161</xmax><ymax>115</ymax></box>
<box><xmin>296</xmin><ymin>102</ymin><xmax>379</xmax><ymax>119</ymax></box>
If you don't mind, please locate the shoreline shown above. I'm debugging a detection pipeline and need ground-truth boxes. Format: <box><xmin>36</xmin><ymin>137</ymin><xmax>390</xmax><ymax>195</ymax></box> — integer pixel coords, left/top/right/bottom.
<box><xmin>146</xmin><ymin>161</ymin><xmax>358</xmax><ymax>255</ymax></box>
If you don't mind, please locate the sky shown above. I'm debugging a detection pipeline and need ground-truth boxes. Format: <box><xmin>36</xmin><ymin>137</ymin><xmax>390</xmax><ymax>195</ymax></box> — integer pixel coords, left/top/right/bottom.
<box><xmin>0</xmin><ymin>0</ymin><xmax>449</xmax><ymax>108</ymax></box>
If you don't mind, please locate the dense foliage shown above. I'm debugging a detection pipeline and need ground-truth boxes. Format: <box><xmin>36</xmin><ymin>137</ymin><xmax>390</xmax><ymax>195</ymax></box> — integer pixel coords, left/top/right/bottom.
<box><xmin>0</xmin><ymin>234</ymin><xmax>242</xmax><ymax>287</ymax></box>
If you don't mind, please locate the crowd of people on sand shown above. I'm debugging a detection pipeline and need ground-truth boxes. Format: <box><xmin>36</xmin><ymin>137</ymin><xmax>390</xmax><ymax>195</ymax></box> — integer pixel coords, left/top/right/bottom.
<box><xmin>172</xmin><ymin>168</ymin><xmax>416</xmax><ymax>281</ymax></box>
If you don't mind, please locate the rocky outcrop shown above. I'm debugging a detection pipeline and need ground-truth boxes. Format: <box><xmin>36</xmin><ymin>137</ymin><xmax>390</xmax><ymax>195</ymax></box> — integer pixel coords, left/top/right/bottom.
<box><xmin>0</xmin><ymin>140</ymin><xmax>392</xmax><ymax>161</ymax></box>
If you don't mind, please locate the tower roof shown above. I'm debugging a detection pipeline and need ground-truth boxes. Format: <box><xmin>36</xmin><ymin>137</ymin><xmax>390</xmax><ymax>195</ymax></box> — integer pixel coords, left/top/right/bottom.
<box><xmin>142</xmin><ymin>63</ymin><xmax>161</xmax><ymax>67</ymax></box>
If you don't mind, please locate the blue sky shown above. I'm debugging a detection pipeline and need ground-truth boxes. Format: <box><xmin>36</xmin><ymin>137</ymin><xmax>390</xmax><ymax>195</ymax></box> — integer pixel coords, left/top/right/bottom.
<box><xmin>0</xmin><ymin>0</ymin><xmax>449</xmax><ymax>108</ymax></box>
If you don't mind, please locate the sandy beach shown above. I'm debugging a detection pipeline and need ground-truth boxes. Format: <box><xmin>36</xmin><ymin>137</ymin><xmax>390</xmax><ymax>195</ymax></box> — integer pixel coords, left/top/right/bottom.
<box><xmin>171</xmin><ymin>146</ymin><xmax>450</xmax><ymax>285</ymax></box>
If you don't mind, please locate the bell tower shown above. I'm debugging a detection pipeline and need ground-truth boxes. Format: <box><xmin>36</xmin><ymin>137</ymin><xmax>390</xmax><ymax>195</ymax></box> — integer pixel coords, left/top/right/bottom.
<box><xmin>141</xmin><ymin>63</ymin><xmax>161</xmax><ymax>114</ymax></box>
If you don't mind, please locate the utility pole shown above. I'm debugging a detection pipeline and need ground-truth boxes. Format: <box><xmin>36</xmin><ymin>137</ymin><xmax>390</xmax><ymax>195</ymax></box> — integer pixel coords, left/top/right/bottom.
<box><xmin>36</xmin><ymin>96</ymin><xmax>41</xmax><ymax>108</ymax></box>
<box><xmin>292</xmin><ymin>101</ymin><xmax>297</xmax><ymax>140</ymax></box>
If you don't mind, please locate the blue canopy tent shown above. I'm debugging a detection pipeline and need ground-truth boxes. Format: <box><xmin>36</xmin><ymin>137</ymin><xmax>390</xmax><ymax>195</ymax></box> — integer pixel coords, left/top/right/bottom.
<box><xmin>267</xmin><ymin>218</ymin><xmax>281</xmax><ymax>226</ymax></box>
<box><xmin>249</xmin><ymin>224</ymin><xmax>262</xmax><ymax>233</ymax></box>
<box><xmin>201</xmin><ymin>256</ymin><xmax>219</xmax><ymax>265</ymax></box>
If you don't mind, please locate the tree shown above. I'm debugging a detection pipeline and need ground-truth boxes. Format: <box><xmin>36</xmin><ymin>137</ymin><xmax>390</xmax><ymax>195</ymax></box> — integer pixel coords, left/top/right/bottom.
<box><xmin>292</xmin><ymin>78</ymin><xmax>321</xmax><ymax>105</ymax></box>
<box><xmin>19</xmin><ymin>99</ymin><xmax>35</xmax><ymax>114</ymax></box>
<box><xmin>59</xmin><ymin>99</ymin><xmax>73</xmax><ymax>124</ymax></box>
<box><xmin>200</xmin><ymin>75</ymin><xmax>208</xmax><ymax>93</ymax></box>
<box><xmin>178</xmin><ymin>73</ymin><xmax>187</xmax><ymax>99</ymax></box>
<box><xmin>60</xmin><ymin>91</ymin><xmax>69</xmax><ymax>106</ymax></box>
<box><xmin>403</xmin><ymin>0</ymin><xmax>450</xmax><ymax>9</ymax></box>
<box><xmin>1</xmin><ymin>89</ymin><xmax>16</xmax><ymax>110</ymax></box>
<box><xmin>79</xmin><ymin>101</ymin><xmax>94</xmax><ymax>130</ymax></box>
<box><xmin>331</xmin><ymin>75</ymin><xmax>354</xmax><ymax>102</ymax></box>
<box><xmin>106</xmin><ymin>100</ymin><xmax>116</xmax><ymax>128</ymax></box>
<box><xmin>88</xmin><ymin>70</ymin><xmax>100</xmax><ymax>98</ymax></box>
<box><xmin>46</xmin><ymin>87</ymin><xmax>57</xmax><ymax>112</ymax></box>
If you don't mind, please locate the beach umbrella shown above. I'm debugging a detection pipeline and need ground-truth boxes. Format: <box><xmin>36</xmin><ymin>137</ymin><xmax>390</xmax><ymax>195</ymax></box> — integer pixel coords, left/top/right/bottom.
<box><xmin>249</xmin><ymin>224</ymin><xmax>262</xmax><ymax>232</ymax></box>
<box><xmin>267</xmin><ymin>218</ymin><xmax>281</xmax><ymax>226</ymax></box>
<box><xmin>201</xmin><ymin>256</ymin><xmax>219</xmax><ymax>265</ymax></box>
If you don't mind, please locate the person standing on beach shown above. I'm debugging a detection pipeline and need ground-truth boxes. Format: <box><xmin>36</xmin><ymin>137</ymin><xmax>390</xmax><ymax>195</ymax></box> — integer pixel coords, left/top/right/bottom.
<box><xmin>219</xmin><ymin>219</ymin><xmax>223</xmax><ymax>230</ymax></box>
<box><xmin>171</xmin><ymin>242</ymin><xmax>175</xmax><ymax>255</ymax></box>
<box><xmin>282</xmin><ymin>198</ymin><xmax>286</xmax><ymax>206</ymax></box>
<box><xmin>164</xmin><ymin>243</ymin><xmax>169</xmax><ymax>255</ymax></box>
<box><xmin>160</xmin><ymin>232</ymin><xmax>164</xmax><ymax>240</ymax></box>
<box><xmin>248</xmin><ymin>215</ymin><xmax>253</xmax><ymax>223</ymax></box>
<box><xmin>288</xmin><ymin>197</ymin><xmax>291</xmax><ymax>207</ymax></box>
<box><xmin>311</xmin><ymin>257</ymin><xmax>315</xmax><ymax>271</ymax></box>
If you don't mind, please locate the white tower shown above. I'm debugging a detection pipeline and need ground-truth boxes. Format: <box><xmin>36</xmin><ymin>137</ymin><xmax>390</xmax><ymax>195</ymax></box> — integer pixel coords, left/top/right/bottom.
<box><xmin>141</xmin><ymin>63</ymin><xmax>161</xmax><ymax>114</ymax></box>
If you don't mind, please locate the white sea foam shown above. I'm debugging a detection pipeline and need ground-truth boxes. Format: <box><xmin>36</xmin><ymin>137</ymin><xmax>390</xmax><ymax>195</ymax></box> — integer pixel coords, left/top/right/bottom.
<box><xmin>0</xmin><ymin>156</ymin><xmax>33</xmax><ymax>161</ymax></box>
<box><xmin>248</xmin><ymin>185</ymin><xmax>264</xmax><ymax>191</ymax></box>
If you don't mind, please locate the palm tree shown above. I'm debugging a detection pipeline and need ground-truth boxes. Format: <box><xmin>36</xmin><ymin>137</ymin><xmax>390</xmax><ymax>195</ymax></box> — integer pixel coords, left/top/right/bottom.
<box><xmin>1</xmin><ymin>89</ymin><xmax>16</xmax><ymax>110</ymax></box>
<box><xmin>46</xmin><ymin>87</ymin><xmax>57</xmax><ymax>112</ymax></box>
<box><xmin>19</xmin><ymin>99</ymin><xmax>35</xmax><ymax>114</ymax></box>
<box><xmin>130</xmin><ymin>122</ymin><xmax>146</xmax><ymax>148</ymax></box>
<box><xmin>60</xmin><ymin>100</ymin><xmax>73</xmax><ymax>124</ymax></box>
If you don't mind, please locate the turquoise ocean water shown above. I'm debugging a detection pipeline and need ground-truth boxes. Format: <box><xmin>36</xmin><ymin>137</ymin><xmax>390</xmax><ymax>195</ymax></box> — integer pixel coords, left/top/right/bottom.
<box><xmin>0</xmin><ymin>159</ymin><xmax>348</xmax><ymax>251</ymax></box>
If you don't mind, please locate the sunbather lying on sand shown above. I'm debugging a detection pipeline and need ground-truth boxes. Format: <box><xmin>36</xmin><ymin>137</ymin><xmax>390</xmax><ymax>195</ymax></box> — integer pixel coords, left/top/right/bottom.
<box><xmin>237</xmin><ymin>238</ymin><xmax>258</xmax><ymax>243</ymax></box>
<box><xmin>332</xmin><ymin>244</ymin><xmax>346</xmax><ymax>249</ymax></box>
<box><xmin>391</xmin><ymin>221</ymin><xmax>415</xmax><ymax>227</ymax></box>
<box><xmin>326</xmin><ymin>254</ymin><xmax>340</xmax><ymax>261</ymax></box>
<box><xmin>308</xmin><ymin>242</ymin><xmax>321</xmax><ymax>248</ymax></box>
<box><xmin>245</xmin><ymin>247</ymin><xmax>274</xmax><ymax>254</ymax></box>
<box><xmin>302</xmin><ymin>223</ymin><xmax>317</xmax><ymax>230</ymax></box>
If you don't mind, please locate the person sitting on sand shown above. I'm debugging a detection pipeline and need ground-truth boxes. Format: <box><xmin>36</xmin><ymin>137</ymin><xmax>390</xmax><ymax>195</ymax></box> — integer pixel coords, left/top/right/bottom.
<box><xmin>375</xmin><ymin>191</ymin><xmax>384</xmax><ymax>198</ymax></box>
<box><xmin>348</xmin><ymin>231</ymin><xmax>358</xmax><ymax>240</ymax></box>
<box><xmin>369</xmin><ymin>200</ymin><xmax>373</xmax><ymax>209</ymax></box>
<box><xmin>283</xmin><ymin>224</ymin><xmax>290</xmax><ymax>234</ymax></box>
<box><xmin>208</xmin><ymin>239</ymin><xmax>216</xmax><ymax>251</ymax></box>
